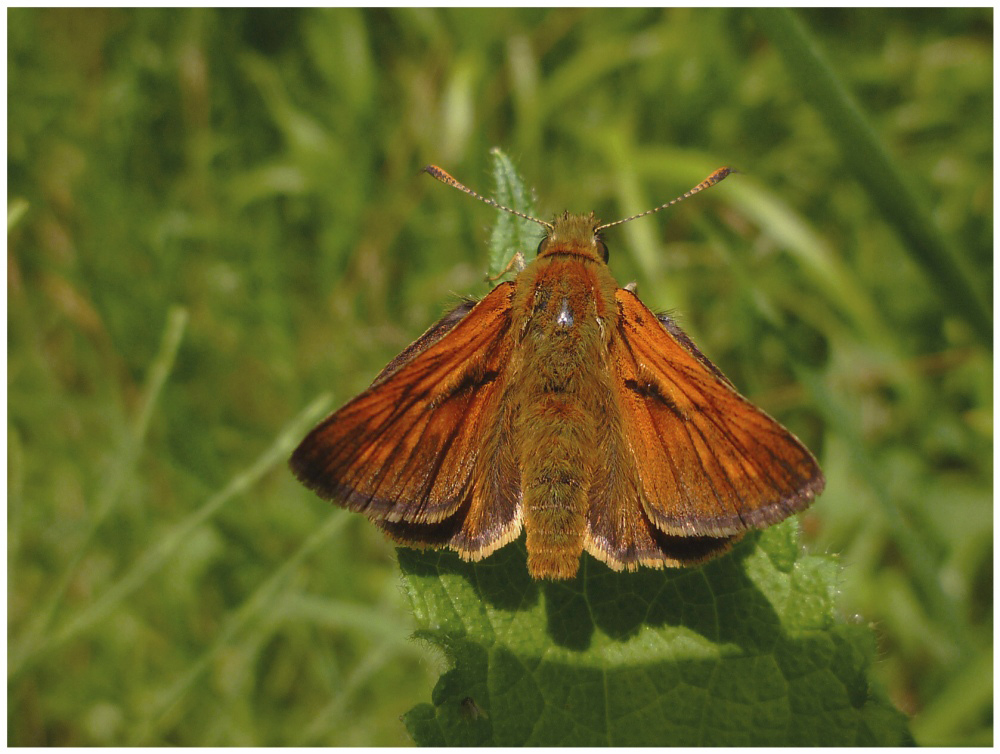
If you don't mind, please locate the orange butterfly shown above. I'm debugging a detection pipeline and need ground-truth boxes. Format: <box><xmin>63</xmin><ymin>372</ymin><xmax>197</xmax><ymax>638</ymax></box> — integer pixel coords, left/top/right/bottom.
<box><xmin>290</xmin><ymin>165</ymin><xmax>824</xmax><ymax>580</ymax></box>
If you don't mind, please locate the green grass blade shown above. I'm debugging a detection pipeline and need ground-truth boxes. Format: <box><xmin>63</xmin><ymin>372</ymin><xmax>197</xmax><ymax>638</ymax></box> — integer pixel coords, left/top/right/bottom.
<box><xmin>13</xmin><ymin>394</ymin><xmax>332</xmax><ymax>676</ymax></box>
<box><xmin>753</xmin><ymin>8</ymin><xmax>991</xmax><ymax>345</ymax></box>
<box><xmin>9</xmin><ymin>306</ymin><xmax>189</xmax><ymax>677</ymax></box>
<box><xmin>129</xmin><ymin>509</ymin><xmax>352</xmax><ymax>744</ymax></box>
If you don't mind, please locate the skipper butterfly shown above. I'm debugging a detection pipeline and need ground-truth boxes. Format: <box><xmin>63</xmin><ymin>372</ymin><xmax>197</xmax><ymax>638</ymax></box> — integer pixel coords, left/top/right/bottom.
<box><xmin>291</xmin><ymin>165</ymin><xmax>824</xmax><ymax>579</ymax></box>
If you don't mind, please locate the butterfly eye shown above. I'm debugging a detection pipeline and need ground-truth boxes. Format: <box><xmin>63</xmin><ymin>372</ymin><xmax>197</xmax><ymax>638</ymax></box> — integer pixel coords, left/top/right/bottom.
<box><xmin>596</xmin><ymin>238</ymin><xmax>609</xmax><ymax>263</ymax></box>
<box><xmin>536</xmin><ymin>237</ymin><xmax>548</xmax><ymax>256</ymax></box>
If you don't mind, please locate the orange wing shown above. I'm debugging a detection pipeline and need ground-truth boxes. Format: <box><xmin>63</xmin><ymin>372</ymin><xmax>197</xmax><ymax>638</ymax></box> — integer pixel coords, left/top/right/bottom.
<box><xmin>290</xmin><ymin>282</ymin><xmax>521</xmax><ymax>540</ymax></box>
<box><xmin>612</xmin><ymin>288</ymin><xmax>824</xmax><ymax>538</ymax></box>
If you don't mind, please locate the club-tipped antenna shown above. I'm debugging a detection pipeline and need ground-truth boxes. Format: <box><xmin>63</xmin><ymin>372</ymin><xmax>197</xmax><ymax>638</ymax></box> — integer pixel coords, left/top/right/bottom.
<box><xmin>595</xmin><ymin>166</ymin><xmax>735</xmax><ymax>232</ymax></box>
<box><xmin>423</xmin><ymin>165</ymin><xmax>553</xmax><ymax>230</ymax></box>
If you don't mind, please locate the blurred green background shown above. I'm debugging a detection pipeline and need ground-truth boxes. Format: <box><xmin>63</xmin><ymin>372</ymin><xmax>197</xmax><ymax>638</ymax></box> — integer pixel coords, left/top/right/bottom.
<box><xmin>8</xmin><ymin>8</ymin><xmax>991</xmax><ymax>746</ymax></box>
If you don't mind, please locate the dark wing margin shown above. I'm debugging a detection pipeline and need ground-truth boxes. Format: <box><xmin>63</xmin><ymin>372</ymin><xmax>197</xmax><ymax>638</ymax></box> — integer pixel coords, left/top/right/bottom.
<box><xmin>371</xmin><ymin>298</ymin><xmax>477</xmax><ymax>387</ymax></box>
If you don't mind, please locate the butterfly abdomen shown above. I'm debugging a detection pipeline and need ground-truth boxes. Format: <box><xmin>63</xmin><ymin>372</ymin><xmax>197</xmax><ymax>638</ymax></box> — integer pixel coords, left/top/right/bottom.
<box><xmin>518</xmin><ymin>392</ymin><xmax>594</xmax><ymax>580</ymax></box>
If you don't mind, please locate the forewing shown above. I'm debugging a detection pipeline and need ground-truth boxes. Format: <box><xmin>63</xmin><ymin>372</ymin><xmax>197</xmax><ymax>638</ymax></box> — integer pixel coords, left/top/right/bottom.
<box><xmin>290</xmin><ymin>282</ymin><xmax>517</xmax><ymax>526</ymax></box>
<box><xmin>613</xmin><ymin>288</ymin><xmax>824</xmax><ymax>537</ymax></box>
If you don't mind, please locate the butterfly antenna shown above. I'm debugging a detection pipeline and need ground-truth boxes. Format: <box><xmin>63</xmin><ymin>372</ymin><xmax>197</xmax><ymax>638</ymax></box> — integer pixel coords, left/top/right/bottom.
<box><xmin>596</xmin><ymin>166</ymin><xmax>736</xmax><ymax>232</ymax></box>
<box><xmin>423</xmin><ymin>165</ymin><xmax>553</xmax><ymax>230</ymax></box>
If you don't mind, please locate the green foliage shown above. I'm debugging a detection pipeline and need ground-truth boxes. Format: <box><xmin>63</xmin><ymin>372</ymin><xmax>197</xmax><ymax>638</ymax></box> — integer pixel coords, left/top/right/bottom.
<box><xmin>8</xmin><ymin>8</ymin><xmax>991</xmax><ymax>746</ymax></box>
<box><xmin>754</xmin><ymin>9</ymin><xmax>989</xmax><ymax>345</ymax></box>
<box><xmin>486</xmin><ymin>147</ymin><xmax>541</xmax><ymax>278</ymax></box>
<box><xmin>399</xmin><ymin>521</ymin><xmax>910</xmax><ymax>746</ymax></box>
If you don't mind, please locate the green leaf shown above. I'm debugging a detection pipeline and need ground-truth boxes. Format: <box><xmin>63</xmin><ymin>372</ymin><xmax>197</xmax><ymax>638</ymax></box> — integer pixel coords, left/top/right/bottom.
<box><xmin>398</xmin><ymin>520</ymin><xmax>911</xmax><ymax>746</ymax></box>
<box><xmin>486</xmin><ymin>147</ymin><xmax>541</xmax><ymax>280</ymax></box>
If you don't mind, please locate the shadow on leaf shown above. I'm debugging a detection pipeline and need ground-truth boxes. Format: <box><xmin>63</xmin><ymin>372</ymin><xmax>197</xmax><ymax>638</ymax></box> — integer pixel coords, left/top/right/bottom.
<box><xmin>398</xmin><ymin>531</ymin><xmax>779</xmax><ymax>653</ymax></box>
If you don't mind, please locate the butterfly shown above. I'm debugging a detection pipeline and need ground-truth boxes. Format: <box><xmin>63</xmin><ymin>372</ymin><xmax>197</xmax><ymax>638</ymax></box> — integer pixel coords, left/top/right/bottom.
<box><xmin>290</xmin><ymin>164</ymin><xmax>825</xmax><ymax>580</ymax></box>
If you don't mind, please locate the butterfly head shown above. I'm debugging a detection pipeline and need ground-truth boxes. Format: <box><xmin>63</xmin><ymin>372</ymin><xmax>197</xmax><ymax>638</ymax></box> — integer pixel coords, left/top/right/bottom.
<box><xmin>536</xmin><ymin>211</ymin><xmax>609</xmax><ymax>263</ymax></box>
<box><xmin>423</xmin><ymin>163</ymin><xmax>735</xmax><ymax>270</ymax></box>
